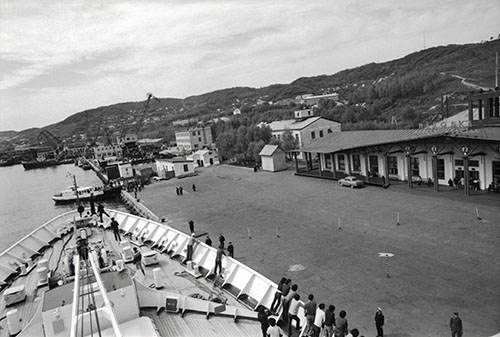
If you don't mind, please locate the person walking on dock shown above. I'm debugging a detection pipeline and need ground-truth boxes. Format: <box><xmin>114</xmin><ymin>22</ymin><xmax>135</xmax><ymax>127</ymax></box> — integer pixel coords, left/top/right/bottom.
<box><xmin>179</xmin><ymin>186</ymin><xmax>183</xmax><ymax>195</ymax></box>
<box><xmin>192</xmin><ymin>184</ymin><xmax>196</xmax><ymax>192</ymax></box>
<box><xmin>375</xmin><ymin>307</ymin><xmax>384</xmax><ymax>337</ymax></box>
<box><xmin>97</xmin><ymin>203</ymin><xmax>109</xmax><ymax>222</ymax></box>
<box><xmin>176</xmin><ymin>187</ymin><xmax>180</xmax><ymax>195</ymax></box>
<box><xmin>110</xmin><ymin>217</ymin><xmax>121</xmax><ymax>242</ymax></box>
<box><xmin>450</xmin><ymin>312</ymin><xmax>463</xmax><ymax>337</ymax></box>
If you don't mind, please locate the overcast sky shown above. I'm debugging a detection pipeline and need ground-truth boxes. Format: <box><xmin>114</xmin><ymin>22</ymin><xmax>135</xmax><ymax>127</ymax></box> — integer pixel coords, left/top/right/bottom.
<box><xmin>1</xmin><ymin>0</ymin><xmax>499</xmax><ymax>131</ymax></box>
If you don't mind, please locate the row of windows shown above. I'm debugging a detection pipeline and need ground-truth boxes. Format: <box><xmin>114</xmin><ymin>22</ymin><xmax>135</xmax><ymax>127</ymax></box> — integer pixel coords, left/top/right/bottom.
<box><xmin>311</xmin><ymin>129</ymin><xmax>333</xmax><ymax>139</ymax></box>
<box><xmin>325</xmin><ymin>155</ymin><xmax>482</xmax><ymax>178</ymax></box>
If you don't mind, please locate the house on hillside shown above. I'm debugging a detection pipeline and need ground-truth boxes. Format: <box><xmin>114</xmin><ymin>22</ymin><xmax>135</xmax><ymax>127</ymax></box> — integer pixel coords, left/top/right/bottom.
<box><xmin>259</xmin><ymin>145</ymin><xmax>287</xmax><ymax>172</ymax></box>
<box><xmin>261</xmin><ymin>114</ymin><xmax>341</xmax><ymax>159</ymax></box>
<box><xmin>175</xmin><ymin>126</ymin><xmax>213</xmax><ymax>152</ymax></box>
<box><xmin>155</xmin><ymin>158</ymin><xmax>195</xmax><ymax>179</ymax></box>
<box><xmin>190</xmin><ymin>149</ymin><xmax>220</xmax><ymax>167</ymax></box>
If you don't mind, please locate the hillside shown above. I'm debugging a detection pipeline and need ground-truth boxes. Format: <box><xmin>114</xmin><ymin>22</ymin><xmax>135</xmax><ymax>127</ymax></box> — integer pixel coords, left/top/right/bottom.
<box><xmin>2</xmin><ymin>38</ymin><xmax>499</xmax><ymax>150</ymax></box>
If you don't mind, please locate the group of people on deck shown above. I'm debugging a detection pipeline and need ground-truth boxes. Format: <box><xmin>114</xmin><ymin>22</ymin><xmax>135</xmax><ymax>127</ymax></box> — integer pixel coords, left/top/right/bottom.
<box><xmin>258</xmin><ymin>277</ymin><xmax>384</xmax><ymax>337</ymax></box>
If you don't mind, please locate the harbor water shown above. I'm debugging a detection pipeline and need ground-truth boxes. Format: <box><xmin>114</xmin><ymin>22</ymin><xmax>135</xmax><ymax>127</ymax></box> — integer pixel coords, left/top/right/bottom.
<box><xmin>0</xmin><ymin>163</ymin><xmax>125</xmax><ymax>252</ymax></box>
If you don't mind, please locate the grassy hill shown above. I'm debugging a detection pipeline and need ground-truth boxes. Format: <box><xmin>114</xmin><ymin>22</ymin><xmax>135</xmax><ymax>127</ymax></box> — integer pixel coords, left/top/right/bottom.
<box><xmin>2</xmin><ymin>38</ymin><xmax>499</xmax><ymax>150</ymax></box>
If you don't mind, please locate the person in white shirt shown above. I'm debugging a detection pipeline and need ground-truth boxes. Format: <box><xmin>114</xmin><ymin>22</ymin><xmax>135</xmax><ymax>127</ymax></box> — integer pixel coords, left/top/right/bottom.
<box><xmin>266</xmin><ymin>317</ymin><xmax>283</xmax><ymax>337</ymax></box>
<box><xmin>287</xmin><ymin>293</ymin><xmax>304</xmax><ymax>335</ymax></box>
<box><xmin>312</xmin><ymin>303</ymin><xmax>326</xmax><ymax>337</ymax></box>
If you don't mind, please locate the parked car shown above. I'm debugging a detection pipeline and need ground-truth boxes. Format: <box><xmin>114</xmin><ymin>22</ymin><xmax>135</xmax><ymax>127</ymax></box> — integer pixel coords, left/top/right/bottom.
<box><xmin>338</xmin><ymin>176</ymin><xmax>364</xmax><ymax>188</ymax></box>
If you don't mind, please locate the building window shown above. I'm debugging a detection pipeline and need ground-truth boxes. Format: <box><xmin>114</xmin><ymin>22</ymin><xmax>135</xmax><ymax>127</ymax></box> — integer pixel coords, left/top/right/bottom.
<box><xmin>369</xmin><ymin>155</ymin><xmax>379</xmax><ymax>173</ymax></box>
<box><xmin>327</xmin><ymin>128</ymin><xmax>332</xmax><ymax>133</ymax></box>
<box><xmin>437</xmin><ymin>158</ymin><xmax>445</xmax><ymax>179</ymax></box>
<box><xmin>183</xmin><ymin>164</ymin><xmax>188</xmax><ymax>172</ymax></box>
<box><xmin>410</xmin><ymin>157</ymin><xmax>419</xmax><ymax>177</ymax></box>
<box><xmin>295</xmin><ymin>134</ymin><xmax>299</xmax><ymax>140</ymax></box>
<box><xmin>388</xmin><ymin>156</ymin><xmax>398</xmax><ymax>175</ymax></box>
<box><xmin>319</xmin><ymin>130</ymin><xmax>324</xmax><ymax>138</ymax></box>
<box><xmin>198</xmin><ymin>137</ymin><xmax>202</xmax><ymax>142</ymax></box>
<box><xmin>311</xmin><ymin>131</ymin><xmax>316</xmax><ymax>139</ymax></box>
<box><xmin>198</xmin><ymin>131</ymin><xmax>201</xmax><ymax>135</ymax></box>
<box><xmin>192</xmin><ymin>132</ymin><xmax>196</xmax><ymax>136</ymax></box>
<box><xmin>337</xmin><ymin>154</ymin><xmax>345</xmax><ymax>171</ymax></box>
<box><xmin>352</xmin><ymin>154</ymin><xmax>361</xmax><ymax>172</ymax></box>
<box><xmin>455</xmin><ymin>159</ymin><xmax>464</xmax><ymax>166</ymax></box>
<box><xmin>325</xmin><ymin>155</ymin><xmax>332</xmax><ymax>169</ymax></box>
<box><xmin>468</xmin><ymin>160</ymin><xmax>479</xmax><ymax>167</ymax></box>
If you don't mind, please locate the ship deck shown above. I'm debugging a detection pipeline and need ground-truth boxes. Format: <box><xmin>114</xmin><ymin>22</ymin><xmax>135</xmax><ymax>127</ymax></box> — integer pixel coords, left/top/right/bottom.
<box><xmin>0</xmin><ymin>223</ymin><xmax>262</xmax><ymax>337</ymax></box>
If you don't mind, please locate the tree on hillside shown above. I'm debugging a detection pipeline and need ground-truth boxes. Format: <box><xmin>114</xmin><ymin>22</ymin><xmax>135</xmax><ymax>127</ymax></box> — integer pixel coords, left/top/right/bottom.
<box><xmin>280</xmin><ymin>128</ymin><xmax>299</xmax><ymax>159</ymax></box>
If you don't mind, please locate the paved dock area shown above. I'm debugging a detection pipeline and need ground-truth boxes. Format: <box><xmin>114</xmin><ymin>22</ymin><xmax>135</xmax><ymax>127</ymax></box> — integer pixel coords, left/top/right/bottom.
<box><xmin>135</xmin><ymin>165</ymin><xmax>500</xmax><ymax>337</ymax></box>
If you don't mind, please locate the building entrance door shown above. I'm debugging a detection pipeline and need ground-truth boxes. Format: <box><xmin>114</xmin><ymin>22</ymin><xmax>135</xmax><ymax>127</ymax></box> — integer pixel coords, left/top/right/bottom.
<box><xmin>493</xmin><ymin>161</ymin><xmax>500</xmax><ymax>185</ymax></box>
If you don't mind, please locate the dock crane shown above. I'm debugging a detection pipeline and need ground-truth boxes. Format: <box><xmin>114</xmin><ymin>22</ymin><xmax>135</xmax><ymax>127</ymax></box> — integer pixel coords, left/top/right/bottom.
<box><xmin>119</xmin><ymin>92</ymin><xmax>161</xmax><ymax>160</ymax></box>
<box><xmin>38</xmin><ymin>130</ymin><xmax>64</xmax><ymax>151</ymax></box>
<box><xmin>119</xmin><ymin>92</ymin><xmax>161</xmax><ymax>140</ymax></box>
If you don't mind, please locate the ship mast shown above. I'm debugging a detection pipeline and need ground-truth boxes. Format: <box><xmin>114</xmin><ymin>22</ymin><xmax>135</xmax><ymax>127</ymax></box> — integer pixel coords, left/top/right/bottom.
<box><xmin>67</xmin><ymin>172</ymin><xmax>82</xmax><ymax>214</ymax></box>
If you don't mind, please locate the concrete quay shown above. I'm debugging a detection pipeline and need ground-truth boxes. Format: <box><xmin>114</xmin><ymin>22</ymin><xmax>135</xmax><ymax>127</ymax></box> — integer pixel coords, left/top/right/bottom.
<box><xmin>133</xmin><ymin>164</ymin><xmax>500</xmax><ymax>337</ymax></box>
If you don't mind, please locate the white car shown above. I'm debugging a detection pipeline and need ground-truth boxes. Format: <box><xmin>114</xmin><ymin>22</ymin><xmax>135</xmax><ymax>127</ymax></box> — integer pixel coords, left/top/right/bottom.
<box><xmin>338</xmin><ymin>176</ymin><xmax>364</xmax><ymax>188</ymax></box>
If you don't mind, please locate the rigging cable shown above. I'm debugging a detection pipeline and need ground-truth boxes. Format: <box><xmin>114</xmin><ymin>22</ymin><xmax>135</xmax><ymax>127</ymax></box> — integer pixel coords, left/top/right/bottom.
<box><xmin>86</xmin><ymin>266</ymin><xmax>94</xmax><ymax>337</ymax></box>
<box><xmin>88</xmin><ymin>250</ymin><xmax>103</xmax><ymax>337</ymax></box>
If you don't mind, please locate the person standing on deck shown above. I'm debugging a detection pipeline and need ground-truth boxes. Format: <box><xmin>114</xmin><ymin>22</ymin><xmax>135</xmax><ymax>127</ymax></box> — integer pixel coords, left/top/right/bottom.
<box><xmin>270</xmin><ymin>277</ymin><xmax>286</xmax><ymax>313</ymax></box>
<box><xmin>282</xmin><ymin>283</ymin><xmax>298</xmax><ymax>323</ymax></box>
<box><xmin>188</xmin><ymin>220</ymin><xmax>195</xmax><ymax>234</ymax></box>
<box><xmin>334</xmin><ymin>310</ymin><xmax>348</xmax><ymax>337</ymax></box>
<box><xmin>218</xmin><ymin>233</ymin><xmax>225</xmax><ymax>248</ymax></box>
<box><xmin>110</xmin><ymin>217</ymin><xmax>121</xmax><ymax>242</ymax></box>
<box><xmin>288</xmin><ymin>293</ymin><xmax>303</xmax><ymax>336</ymax></box>
<box><xmin>227</xmin><ymin>242</ymin><xmax>234</xmax><ymax>258</ymax></box>
<box><xmin>258</xmin><ymin>306</ymin><xmax>271</xmax><ymax>337</ymax></box>
<box><xmin>304</xmin><ymin>294</ymin><xmax>317</xmax><ymax>337</ymax></box>
<box><xmin>133</xmin><ymin>247</ymin><xmax>144</xmax><ymax>274</ymax></box>
<box><xmin>186</xmin><ymin>233</ymin><xmax>195</xmax><ymax>262</ymax></box>
<box><xmin>214</xmin><ymin>244</ymin><xmax>225</xmax><ymax>275</ymax></box>
<box><xmin>205</xmin><ymin>235</ymin><xmax>212</xmax><ymax>246</ymax></box>
<box><xmin>89</xmin><ymin>193</ymin><xmax>96</xmax><ymax>215</ymax></box>
<box><xmin>324</xmin><ymin>305</ymin><xmax>336</xmax><ymax>337</ymax></box>
<box><xmin>312</xmin><ymin>303</ymin><xmax>326</xmax><ymax>337</ymax></box>
<box><xmin>97</xmin><ymin>203</ymin><xmax>109</xmax><ymax>222</ymax></box>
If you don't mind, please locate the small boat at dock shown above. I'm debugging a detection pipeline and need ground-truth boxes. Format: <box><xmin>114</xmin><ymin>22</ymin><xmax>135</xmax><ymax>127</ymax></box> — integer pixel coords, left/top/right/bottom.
<box><xmin>52</xmin><ymin>185</ymin><xmax>105</xmax><ymax>204</ymax></box>
<box><xmin>52</xmin><ymin>185</ymin><xmax>121</xmax><ymax>204</ymax></box>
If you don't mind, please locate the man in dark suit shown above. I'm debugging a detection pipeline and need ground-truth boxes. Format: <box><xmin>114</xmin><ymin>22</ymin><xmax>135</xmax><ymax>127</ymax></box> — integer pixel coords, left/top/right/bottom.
<box><xmin>450</xmin><ymin>312</ymin><xmax>463</xmax><ymax>337</ymax></box>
